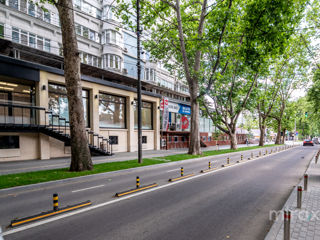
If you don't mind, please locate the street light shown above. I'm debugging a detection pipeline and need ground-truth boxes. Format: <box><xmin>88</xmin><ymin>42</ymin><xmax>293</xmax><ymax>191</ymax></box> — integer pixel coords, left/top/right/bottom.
<box><xmin>137</xmin><ymin>0</ymin><xmax>142</xmax><ymax>164</ymax></box>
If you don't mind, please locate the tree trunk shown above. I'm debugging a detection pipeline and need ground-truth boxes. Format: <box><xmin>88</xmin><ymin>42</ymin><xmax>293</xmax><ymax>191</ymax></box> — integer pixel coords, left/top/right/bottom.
<box><xmin>230</xmin><ymin>131</ymin><xmax>238</xmax><ymax>150</ymax></box>
<box><xmin>275</xmin><ymin>120</ymin><xmax>281</xmax><ymax>145</ymax></box>
<box><xmin>188</xmin><ymin>93</ymin><xmax>201</xmax><ymax>155</ymax></box>
<box><xmin>259</xmin><ymin>125</ymin><xmax>265</xmax><ymax>146</ymax></box>
<box><xmin>282</xmin><ymin>128</ymin><xmax>286</xmax><ymax>144</ymax></box>
<box><xmin>57</xmin><ymin>0</ymin><xmax>92</xmax><ymax>171</ymax></box>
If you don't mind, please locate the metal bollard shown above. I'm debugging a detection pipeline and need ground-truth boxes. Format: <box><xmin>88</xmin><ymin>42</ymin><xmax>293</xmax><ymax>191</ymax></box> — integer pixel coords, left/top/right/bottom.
<box><xmin>284</xmin><ymin>210</ymin><xmax>291</xmax><ymax>240</ymax></box>
<box><xmin>208</xmin><ymin>161</ymin><xmax>211</xmax><ymax>169</ymax></box>
<box><xmin>297</xmin><ymin>186</ymin><xmax>302</xmax><ymax>208</ymax></box>
<box><xmin>227</xmin><ymin>157</ymin><xmax>230</xmax><ymax>165</ymax></box>
<box><xmin>181</xmin><ymin>167</ymin><xmax>184</xmax><ymax>177</ymax></box>
<box><xmin>266</xmin><ymin>149</ymin><xmax>268</xmax><ymax>155</ymax></box>
<box><xmin>53</xmin><ymin>193</ymin><xmax>58</xmax><ymax>211</ymax></box>
<box><xmin>251</xmin><ymin>152</ymin><xmax>253</xmax><ymax>159</ymax></box>
<box><xmin>304</xmin><ymin>174</ymin><xmax>308</xmax><ymax>191</ymax></box>
<box><xmin>259</xmin><ymin>151</ymin><xmax>261</xmax><ymax>156</ymax></box>
<box><xmin>136</xmin><ymin>176</ymin><xmax>140</xmax><ymax>188</ymax></box>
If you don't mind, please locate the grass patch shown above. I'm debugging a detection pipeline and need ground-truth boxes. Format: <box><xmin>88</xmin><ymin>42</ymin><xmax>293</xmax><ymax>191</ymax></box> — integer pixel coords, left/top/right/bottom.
<box><xmin>162</xmin><ymin>144</ymin><xmax>280</xmax><ymax>161</ymax></box>
<box><xmin>0</xmin><ymin>158</ymin><xmax>164</xmax><ymax>189</ymax></box>
<box><xmin>0</xmin><ymin>144</ymin><xmax>282</xmax><ymax>189</ymax></box>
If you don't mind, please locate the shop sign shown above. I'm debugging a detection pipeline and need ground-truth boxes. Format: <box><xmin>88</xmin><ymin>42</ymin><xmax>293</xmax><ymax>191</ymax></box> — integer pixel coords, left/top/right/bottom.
<box><xmin>179</xmin><ymin>104</ymin><xmax>191</xmax><ymax>115</ymax></box>
<box><xmin>168</xmin><ymin>102</ymin><xmax>180</xmax><ymax>113</ymax></box>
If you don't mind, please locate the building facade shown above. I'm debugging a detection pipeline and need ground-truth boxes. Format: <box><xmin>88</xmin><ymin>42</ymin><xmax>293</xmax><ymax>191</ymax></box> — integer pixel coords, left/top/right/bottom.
<box><xmin>0</xmin><ymin>0</ymin><xmax>247</xmax><ymax>161</ymax></box>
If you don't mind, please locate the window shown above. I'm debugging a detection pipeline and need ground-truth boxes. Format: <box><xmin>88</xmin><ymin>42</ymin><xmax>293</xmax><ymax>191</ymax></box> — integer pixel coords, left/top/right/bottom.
<box><xmin>104</xmin><ymin>30</ymin><xmax>122</xmax><ymax>46</ymax></box>
<box><xmin>103</xmin><ymin>54</ymin><xmax>121</xmax><ymax>70</ymax></box>
<box><xmin>109</xmin><ymin>136</ymin><xmax>118</xmax><ymax>145</ymax></box>
<box><xmin>9</xmin><ymin>0</ymin><xmax>18</xmax><ymax>9</ymax></box>
<box><xmin>28</xmin><ymin>2</ymin><xmax>35</xmax><ymax>17</ymax></box>
<box><xmin>0</xmin><ymin>24</ymin><xmax>3</xmax><ymax>38</ymax></box>
<box><xmin>48</xmin><ymin>84</ymin><xmax>89</xmax><ymax>127</ymax></box>
<box><xmin>134</xmin><ymin>101</ymin><xmax>153</xmax><ymax>130</ymax></box>
<box><xmin>102</xmin><ymin>5</ymin><xmax>116</xmax><ymax>21</ymax></box>
<box><xmin>44</xmin><ymin>11</ymin><xmax>51</xmax><ymax>23</ymax></box>
<box><xmin>20</xmin><ymin>0</ymin><xmax>27</xmax><ymax>13</ymax></box>
<box><xmin>142</xmin><ymin>136</ymin><xmax>147</xmax><ymax>144</ymax></box>
<box><xmin>80</xmin><ymin>52</ymin><xmax>101</xmax><ymax>68</ymax></box>
<box><xmin>75</xmin><ymin>24</ymin><xmax>82</xmax><ymax>35</ymax></box>
<box><xmin>37</xmin><ymin>36</ymin><xmax>43</xmax><ymax>50</ymax></box>
<box><xmin>29</xmin><ymin>33</ymin><xmax>36</xmax><ymax>48</ymax></box>
<box><xmin>37</xmin><ymin>7</ymin><xmax>43</xmax><ymax>20</ymax></box>
<box><xmin>21</xmin><ymin>31</ymin><xmax>28</xmax><ymax>45</ymax></box>
<box><xmin>145</xmin><ymin>68</ymin><xmax>156</xmax><ymax>81</ymax></box>
<box><xmin>12</xmin><ymin>28</ymin><xmax>19</xmax><ymax>43</ymax></box>
<box><xmin>44</xmin><ymin>39</ymin><xmax>50</xmax><ymax>52</ymax></box>
<box><xmin>99</xmin><ymin>93</ymin><xmax>126</xmax><ymax>129</ymax></box>
<box><xmin>0</xmin><ymin>136</ymin><xmax>19</xmax><ymax>149</ymax></box>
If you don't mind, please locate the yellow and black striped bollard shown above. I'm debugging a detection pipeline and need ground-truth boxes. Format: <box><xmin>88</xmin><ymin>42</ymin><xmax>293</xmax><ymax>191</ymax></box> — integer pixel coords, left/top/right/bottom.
<box><xmin>136</xmin><ymin>176</ymin><xmax>140</xmax><ymax>188</ymax></box>
<box><xmin>227</xmin><ymin>157</ymin><xmax>230</xmax><ymax>165</ymax></box>
<box><xmin>259</xmin><ymin>151</ymin><xmax>261</xmax><ymax>157</ymax></box>
<box><xmin>53</xmin><ymin>193</ymin><xmax>58</xmax><ymax>211</ymax></box>
<box><xmin>208</xmin><ymin>161</ymin><xmax>211</xmax><ymax>170</ymax></box>
<box><xmin>241</xmin><ymin>155</ymin><xmax>243</xmax><ymax>161</ymax></box>
<box><xmin>181</xmin><ymin>167</ymin><xmax>184</xmax><ymax>177</ymax></box>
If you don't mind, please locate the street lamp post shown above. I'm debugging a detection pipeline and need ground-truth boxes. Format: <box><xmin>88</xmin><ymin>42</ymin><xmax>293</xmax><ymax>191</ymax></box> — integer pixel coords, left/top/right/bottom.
<box><xmin>136</xmin><ymin>0</ymin><xmax>142</xmax><ymax>163</ymax></box>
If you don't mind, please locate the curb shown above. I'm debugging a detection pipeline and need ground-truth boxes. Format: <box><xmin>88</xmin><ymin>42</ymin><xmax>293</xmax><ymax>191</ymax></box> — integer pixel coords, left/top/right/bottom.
<box><xmin>115</xmin><ymin>183</ymin><xmax>158</xmax><ymax>197</ymax></box>
<box><xmin>169</xmin><ymin>174</ymin><xmax>195</xmax><ymax>182</ymax></box>
<box><xmin>10</xmin><ymin>200</ymin><xmax>92</xmax><ymax>227</ymax></box>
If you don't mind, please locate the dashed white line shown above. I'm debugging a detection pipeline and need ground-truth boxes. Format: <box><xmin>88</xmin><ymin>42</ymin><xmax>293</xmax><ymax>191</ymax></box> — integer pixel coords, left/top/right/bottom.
<box><xmin>2</xmin><ymin>146</ymin><xmax>296</xmax><ymax>237</ymax></box>
<box><xmin>71</xmin><ymin>185</ymin><xmax>105</xmax><ymax>193</ymax></box>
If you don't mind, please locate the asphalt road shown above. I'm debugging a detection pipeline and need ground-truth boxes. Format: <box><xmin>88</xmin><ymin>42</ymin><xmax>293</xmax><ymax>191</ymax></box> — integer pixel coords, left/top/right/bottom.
<box><xmin>1</xmin><ymin>145</ymin><xmax>316</xmax><ymax>240</ymax></box>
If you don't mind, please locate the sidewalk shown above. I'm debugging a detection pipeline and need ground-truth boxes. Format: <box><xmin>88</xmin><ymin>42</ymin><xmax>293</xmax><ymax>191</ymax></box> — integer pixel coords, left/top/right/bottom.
<box><xmin>0</xmin><ymin>143</ymin><xmax>259</xmax><ymax>175</ymax></box>
<box><xmin>265</xmin><ymin>151</ymin><xmax>320</xmax><ymax>240</ymax></box>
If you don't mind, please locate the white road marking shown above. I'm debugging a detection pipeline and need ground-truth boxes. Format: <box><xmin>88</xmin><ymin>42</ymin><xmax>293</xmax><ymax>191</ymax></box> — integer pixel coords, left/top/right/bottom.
<box><xmin>166</xmin><ymin>169</ymin><xmax>180</xmax><ymax>173</ymax></box>
<box><xmin>71</xmin><ymin>185</ymin><xmax>105</xmax><ymax>193</ymax></box>
<box><xmin>2</xmin><ymin>147</ymin><xmax>296</xmax><ymax>237</ymax></box>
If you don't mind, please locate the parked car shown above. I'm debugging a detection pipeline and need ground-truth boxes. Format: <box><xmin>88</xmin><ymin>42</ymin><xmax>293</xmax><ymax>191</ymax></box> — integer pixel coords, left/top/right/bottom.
<box><xmin>312</xmin><ymin>137</ymin><xmax>319</xmax><ymax>144</ymax></box>
<box><xmin>303</xmin><ymin>139</ymin><xmax>314</xmax><ymax>146</ymax></box>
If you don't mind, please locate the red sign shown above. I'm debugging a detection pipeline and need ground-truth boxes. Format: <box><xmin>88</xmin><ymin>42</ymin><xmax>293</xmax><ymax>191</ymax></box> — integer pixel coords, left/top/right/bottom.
<box><xmin>181</xmin><ymin>116</ymin><xmax>189</xmax><ymax>129</ymax></box>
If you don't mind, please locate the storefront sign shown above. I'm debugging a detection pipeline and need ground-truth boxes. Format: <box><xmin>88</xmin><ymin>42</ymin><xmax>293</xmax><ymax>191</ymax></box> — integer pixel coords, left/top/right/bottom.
<box><xmin>168</xmin><ymin>102</ymin><xmax>180</xmax><ymax>113</ymax></box>
<box><xmin>162</xmin><ymin>97</ymin><xmax>169</xmax><ymax>131</ymax></box>
<box><xmin>181</xmin><ymin>116</ymin><xmax>189</xmax><ymax>129</ymax></box>
<box><xmin>179</xmin><ymin>104</ymin><xmax>191</xmax><ymax>115</ymax></box>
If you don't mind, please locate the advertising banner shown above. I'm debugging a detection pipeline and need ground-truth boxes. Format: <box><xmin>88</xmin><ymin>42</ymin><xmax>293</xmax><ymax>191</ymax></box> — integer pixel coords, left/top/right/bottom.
<box><xmin>162</xmin><ymin>97</ymin><xmax>169</xmax><ymax>131</ymax></box>
<box><xmin>178</xmin><ymin>104</ymin><xmax>191</xmax><ymax>115</ymax></box>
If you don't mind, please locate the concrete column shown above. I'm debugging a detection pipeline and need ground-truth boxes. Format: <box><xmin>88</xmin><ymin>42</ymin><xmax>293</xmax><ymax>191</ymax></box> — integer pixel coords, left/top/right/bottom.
<box><xmin>91</xmin><ymin>87</ymin><xmax>100</xmax><ymax>133</ymax></box>
<box><xmin>127</xmin><ymin>94</ymin><xmax>135</xmax><ymax>152</ymax></box>
<box><xmin>37</xmin><ymin>71</ymin><xmax>50</xmax><ymax>159</ymax></box>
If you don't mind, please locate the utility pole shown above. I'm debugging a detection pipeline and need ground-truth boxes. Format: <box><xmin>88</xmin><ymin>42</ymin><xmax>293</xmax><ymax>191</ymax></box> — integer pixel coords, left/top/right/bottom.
<box><xmin>136</xmin><ymin>0</ymin><xmax>142</xmax><ymax>163</ymax></box>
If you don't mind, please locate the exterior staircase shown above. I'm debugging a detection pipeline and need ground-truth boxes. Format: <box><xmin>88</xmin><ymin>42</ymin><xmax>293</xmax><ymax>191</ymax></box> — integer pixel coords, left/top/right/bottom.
<box><xmin>0</xmin><ymin>102</ymin><xmax>113</xmax><ymax>156</ymax></box>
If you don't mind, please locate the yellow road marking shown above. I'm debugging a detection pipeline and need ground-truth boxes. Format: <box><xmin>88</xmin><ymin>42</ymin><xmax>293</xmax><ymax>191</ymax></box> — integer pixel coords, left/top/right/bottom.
<box><xmin>11</xmin><ymin>202</ymin><xmax>92</xmax><ymax>227</ymax></box>
<box><xmin>116</xmin><ymin>184</ymin><xmax>158</xmax><ymax>197</ymax></box>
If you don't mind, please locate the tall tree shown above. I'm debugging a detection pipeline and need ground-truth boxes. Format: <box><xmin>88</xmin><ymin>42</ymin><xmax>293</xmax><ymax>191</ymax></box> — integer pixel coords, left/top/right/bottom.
<box><xmin>201</xmin><ymin>0</ymin><xmax>307</xmax><ymax>149</ymax></box>
<box><xmin>269</xmin><ymin>37</ymin><xmax>310</xmax><ymax>144</ymax></box>
<box><xmin>41</xmin><ymin>0</ymin><xmax>93</xmax><ymax>171</ymax></box>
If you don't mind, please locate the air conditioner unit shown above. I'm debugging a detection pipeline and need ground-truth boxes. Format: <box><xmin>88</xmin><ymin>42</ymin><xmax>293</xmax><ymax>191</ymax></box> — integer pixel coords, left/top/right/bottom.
<box><xmin>123</xmin><ymin>68</ymin><xmax>128</xmax><ymax>74</ymax></box>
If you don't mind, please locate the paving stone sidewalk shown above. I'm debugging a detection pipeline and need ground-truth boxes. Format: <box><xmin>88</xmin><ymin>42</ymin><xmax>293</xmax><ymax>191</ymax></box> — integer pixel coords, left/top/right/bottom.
<box><xmin>265</xmin><ymin>153</ymin><xmax>320</xmax><ymax>240</ymax></box>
